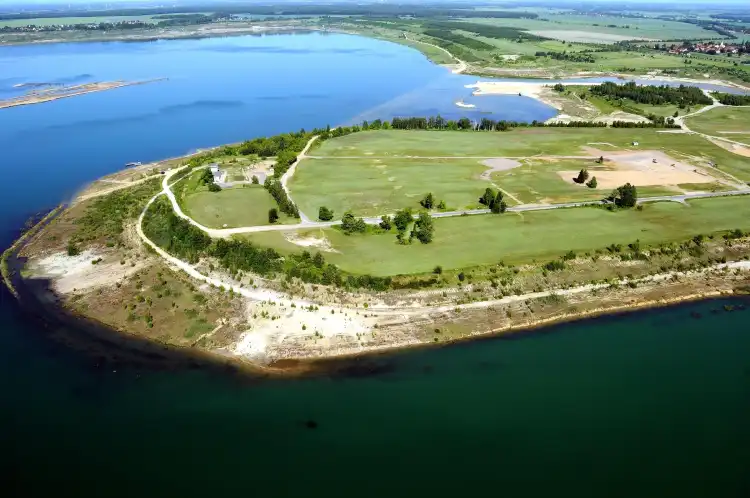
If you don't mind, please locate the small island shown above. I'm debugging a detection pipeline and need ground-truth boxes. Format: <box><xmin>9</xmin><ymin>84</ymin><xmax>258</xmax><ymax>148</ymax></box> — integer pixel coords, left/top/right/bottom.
<box><xmin>4</xmin><ymin>87</ymin><xmax>750</xmax><ymax>373</ymax></box>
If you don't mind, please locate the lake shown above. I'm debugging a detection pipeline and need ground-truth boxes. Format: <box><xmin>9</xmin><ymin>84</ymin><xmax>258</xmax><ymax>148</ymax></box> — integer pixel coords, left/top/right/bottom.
<box><xmin>1</xmin><ymin>32</ymin><xmax>749</xmax><ymax>498</ymax></box>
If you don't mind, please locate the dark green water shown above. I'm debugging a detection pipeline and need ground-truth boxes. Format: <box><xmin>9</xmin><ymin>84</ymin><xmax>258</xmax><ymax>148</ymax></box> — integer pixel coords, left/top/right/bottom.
<box><xmin>3</xmin><ymin>293</ymin><xmax>749</xmax><ymax>498</ymax></box>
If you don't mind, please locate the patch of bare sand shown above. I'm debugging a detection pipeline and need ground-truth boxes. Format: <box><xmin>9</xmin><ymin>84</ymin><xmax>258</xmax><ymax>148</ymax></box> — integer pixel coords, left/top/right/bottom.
<box><xmin>557</xmin><ymin>150</ymin><xmax>714</xmax><ymax>188</ymax></box>
<box><xmin>480</xmin><ymin>158</ymin><xmax>522</xmax><ymax>180</ymax></box>
<box><xmin>283</xmin><ymin>232</ymin><xmax>338</xmax><ymax>253</ymax></box>
<box><xmin>707</xmin><ymin>137</ymin><xmax>750</xmax><ymax>158</ymax></box>
<box><xmin>526</xmin><ymin>30</ymin><xmax>653</xmax><ymax>44</ymax></box>
<box><xmin>30</xmin><ymin>250</ymin><xmax>148</xmax><ymax>294</ymax></box>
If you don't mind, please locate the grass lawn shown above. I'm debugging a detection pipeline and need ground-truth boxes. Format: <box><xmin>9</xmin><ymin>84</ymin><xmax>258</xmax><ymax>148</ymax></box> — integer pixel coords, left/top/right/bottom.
<box><xmin>311</xmin><ymin>129</ymin><xmax>750</xmax><ymax>182</ymax></box>
<box><xmin>183</xmin><ymin>186</ymin><xmax>293</xmax><ymax>228</ymax></box>
<box><xmin>291</xmin><ymin>157</ymin><xmax>493</xmax><ymax>217</ymax></box>
<box><xmin>685</xmin><ymin>107</ymin><xmax>750</xmax><ymax>138</ymax></box>
<box><xmin>241</xmin><ymin>196</ymin><xmax>750</xmax><ymax>276</ymax></box>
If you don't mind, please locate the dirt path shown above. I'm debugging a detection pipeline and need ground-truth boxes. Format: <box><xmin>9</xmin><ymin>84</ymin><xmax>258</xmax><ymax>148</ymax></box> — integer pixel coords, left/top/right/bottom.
<box><xmin>280</xmin><ymin>135</ymin><xmax>319</xmax><ymax>224</ymax></box>
<box><xmin>404</xmin><ymin>33</ymin><xmax>466</xmax><ymax>74</ymax></box>
<box><xmin>74</xmin><ymin>173</ymin><xmax>163</xmax><ymax>204</ymax></box>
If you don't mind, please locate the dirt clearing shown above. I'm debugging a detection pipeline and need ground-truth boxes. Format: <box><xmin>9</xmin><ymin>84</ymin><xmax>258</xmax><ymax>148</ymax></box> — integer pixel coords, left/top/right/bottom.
<box><xmin>557</xmin><ymin>150</ymin><xmax>715</xmax><ymax>188</ymax></box>
<box><xmin>480</xmin><ymin>158</ymin><xmax>522</xmax><ymax>179</ymax></box>
<box><xmin>283</xmin><ymin>232</ymin><xmax>338</xmax><ymax>253</ymax></box>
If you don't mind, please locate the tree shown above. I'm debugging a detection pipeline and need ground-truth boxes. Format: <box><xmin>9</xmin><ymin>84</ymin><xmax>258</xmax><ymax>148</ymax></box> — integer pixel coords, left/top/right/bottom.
<box><xmin>553</xmin><ymin>83</ymin><xmax>565</xmax><ymax>92</ymax></box>
<box><xmin>586</xmin><ymin>176</ymin><xmax>598</xmax><ymax>189</ymax></box>
<box><xmin>268</xmin><ymin>208</ymin><xmax>279</xmax><ymax>224</ymax></box>
<box><xmin>612</xmin><ymin>183</ymin><xmax>638</xmax><ymax>207</ymax></box>
<box><xmin>433</xmin><ymin>265</ymin><xmax>443</xmax><ymax>274</ymax></box>
<box><xmin>410</xmin><ymin>211</ymin><xmax>434</xmax><ymax>244</ymax></box>
<box><xmin>480</xmin><ymin>187</ymin><xmax>495</xmax><ymax>207</ymax></box>
<box><xmin>379</xmin><ymin>215</ymin><xmax>392</xmax><ymax>231</ymax></box>
<box><xmin>251</xmin><ymin>175</ymin><xmax>260</xmax><ymax>184</ymax></box>
<box><xmin>341</xmin><ymin>211</ymin><xmax>366</xmax><ymax>234</ymax></box>
<box><xmin>312</xmin><ymin>252</ymin><xmax>325</xmax><ymax>269</ymax></box>
<box><xmin>420</xmin><ymin>192</ymin><xmax>434</xmax><ymax>209</ymax></box>
<box><xmin>673</xmin><ymin>111</ymin><xmax>679</xmax><ymax>118</ymax></box>
<box><xmin>437</xmin><ymin>200</ymin><xmax>447</xmax><ymax>210</ymax></box>
<box><xmin>597</xmin><ymin>155</ymin><xmax>604</xmax><ymax>164</ymax></box>
<box><xmin>318</xmin><ymin>206</ymin><xmax>334</xmax><ymax>221</ymax></box>
<box><xmin>574</xmin><ymin>169</ymin><xmax>590</xmax><ymax>184</ymax></box>
<box><xmin>393</xmin><ymin>208</ymin><xmax>413</xmax><ymax>232</ymax></box>
<box><xmin>491</xmin><ymin>191</ymin><xmax>506</xmax><ymax>213</ymax></box>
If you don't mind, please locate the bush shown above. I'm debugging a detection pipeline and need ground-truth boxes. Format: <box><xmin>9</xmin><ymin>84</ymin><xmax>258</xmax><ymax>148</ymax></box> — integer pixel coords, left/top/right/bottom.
<box><xmin>268</xmin><ymin>208</ymin><xmax>279</xmax><ymax>224</ymax></box>
<box><xmin>207</xmin><ymin>183</ymin><xmax>221</xmax><ymax>192</ymax></box>
<box><xmin>586</xmin><ymin>176</ymin><xmax>598</xmax><ymax>188</ymax></box>
<box><xmin>318</xmin><ymin>206</ymin><xmax>334</xmax><ymax>221</ymax></box>
<box><xmin>251</xmin><ymin>175</ymin><xmax>260</xmax><ymax>184</ymax></box>
<box><xmin>420</xmin><ymin>192</ymin><xmax>435</xmax><ymax>209</ymax></box>
<box><xmin>433</xmin><ymin>265</ymin><xmax>443</xmax><ymax>274</ymax></box>
<box><xmin>66</xmin><ymin>241</ymin><xmax>80</xmax><ymax>256</ymax></box>
<box><xmin>379</xmin><ymin>215</ymin><xmax>392</xmax><ymax>231</ymax></box>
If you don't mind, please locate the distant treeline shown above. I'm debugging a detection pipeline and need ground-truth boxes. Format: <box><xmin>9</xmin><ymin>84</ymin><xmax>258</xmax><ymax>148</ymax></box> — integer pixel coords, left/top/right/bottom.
<box><xmin>423</xmin><ymin>29</ymin><xmax>494</xmax><ymax>51</ymax></box>
<box><xmin>536</xmin><ymin>51</ymin><xmax>595</xmax><ymax>63</ymax></box>
<box><xmin>0</xmin><ymin>4</ymin><xmax>538</xmax><ymax>21</ymax></box>
<box><xmin>712</xmin><ymin>92</ymin><xmax>750</xmax><ymax>105</ymax></box>
<box><xmin>589</xmin><ymin>81</ymin><xmax>713</xmax><ymax>106</ymax></box>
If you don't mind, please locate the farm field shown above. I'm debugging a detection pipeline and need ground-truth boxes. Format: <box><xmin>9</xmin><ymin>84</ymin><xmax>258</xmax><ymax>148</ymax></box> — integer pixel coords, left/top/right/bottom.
<box><xmin>0</xmin><ymin>15</ymin><xmax>158</xmax><ymax>27</ymax></box>
<box><xmin>241</xmin><ymin>196</ymin><xmax>750</xmax><ymax>276</ymax></box>
<box><xmin>460</xmin><ymin>15</ymin><xmax>724</xmax><ymax>42</ymax></box>
<box><xmin>685</xmin><ymin>107</ymin><xmax>750</xmax><ymax>139</ymax></box>
<box><xmin>183</xmin><ymin>186</ymin><xmax>293</xmax><ymax>228</ymax></box>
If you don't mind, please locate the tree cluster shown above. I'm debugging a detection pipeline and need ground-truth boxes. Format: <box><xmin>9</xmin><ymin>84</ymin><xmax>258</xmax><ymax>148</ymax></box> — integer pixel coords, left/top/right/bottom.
<box><xmin>712</xmin><ymin>92</ymin><xmax>750</xmax><ymax>106</ymax></box>
<box><xmin>264</xmin><ymin>178</ymin><xmax>299</xmax><ymax>218</ymax></box>
<box><xmin>318</xmin><ymin>206</ymin><xmax>334</xmax><ymax>221</ymax></box>
<box><xmin>341</xmin><ymin>211</ymin><xmax>367</xmax><ymax>234</ymax></box>
<box><xmin>609</xmin><ymin>183</ymin><xmax>638</xmax><ymax>208</ymax></box>
<box><xmin>479</xmin><ymin>188</ymin><xmax>507</xmax><ymax>213</ymax></box>
<box><xmin>589</xmin><ymin>81</ymin><xmax>712</xmax><ymax>106</ymax></box>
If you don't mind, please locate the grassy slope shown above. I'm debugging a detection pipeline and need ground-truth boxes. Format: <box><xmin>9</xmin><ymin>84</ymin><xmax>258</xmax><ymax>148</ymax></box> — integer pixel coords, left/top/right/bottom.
<box><xmin>685</xmin><ymin>107</ymin><xmax>750</xmax><ymax>138</ymax></box>
<box><xmin>183</xmin><ymin>186</ymin><xmax>293</xmax><ymax>228</ymax></box>
<box><xmin>242</xmin><ymin>196</ymin><xmax>750</xmax><ymax>276</ymax></box>
<box><xmin>310</xmin><ymin>129</ymin><xmax>750</xmax><ymax>181</ymax></box>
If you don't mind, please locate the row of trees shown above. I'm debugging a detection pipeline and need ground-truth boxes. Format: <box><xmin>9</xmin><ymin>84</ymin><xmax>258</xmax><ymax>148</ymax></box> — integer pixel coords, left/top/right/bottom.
<box><xmin>589</xmin><ymin>82</ymin><xmax>713</xmax><ymax>106</ymax></box>
<box><xmin>264</xmin><ymin>178</ymin><xmax>299</xmax><ymax>218</ymax></box>
<box><xmin>574</xmin><ymin>169</ymin><xmax>597</xmax><ymax>188</ymax></box>
<box><xmin>712</xmin><ymin>92</ymin><xmax>750</xmax><ymax>105</ymax></box>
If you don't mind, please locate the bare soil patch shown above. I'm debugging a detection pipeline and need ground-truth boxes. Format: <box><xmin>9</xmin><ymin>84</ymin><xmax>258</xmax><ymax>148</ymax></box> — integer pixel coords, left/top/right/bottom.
<box><xmin>480</xmin><ymin>158</ymin><xmax>522</xmax><ymax>179</ymax></box>
<box><xmin>706</xmin><ymin>138</ymin><xmax>750</xmax><ymax>158</ymax></box>
<box><xmin>557</xmin><ymin>150</ymin><xmax>715</xmax><ymax>188</ymax></box>
<box><xmin>283</xmin><ymin>232</ymin><xmax>338</xmax><ymax>253</ymax></box>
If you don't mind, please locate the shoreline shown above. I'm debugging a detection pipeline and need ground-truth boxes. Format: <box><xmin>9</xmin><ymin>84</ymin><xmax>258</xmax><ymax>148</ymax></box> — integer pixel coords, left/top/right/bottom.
<box><xmin>6</xmin><ymin>199</ymin><xmax>749</xmax><ymax>378</ymax></box>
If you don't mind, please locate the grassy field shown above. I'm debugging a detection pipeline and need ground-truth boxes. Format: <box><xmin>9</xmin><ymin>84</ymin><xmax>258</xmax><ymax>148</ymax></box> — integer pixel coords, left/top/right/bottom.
<box><xmin>685</xmin><ymin>107</ymin><xmax>750</xmax><ymax>139</ymax></box>
<box><xmin>183</xmin><ymin>186</ymin><xmax>293</xmax><ymax>228</ymax></box>
<box><xmin>310</xmin><ymin>129</ymin><xmax>750</xmax><ymax>181</ymax></box>
<box><xmin>461</xmin><ymin>16</ymin><xmax>724</xmax><ymax>42</ymax></box>
<box><xmin>242</xmin><ymin>196</ymin><xmax>750</xmax><ymax>276</ymax></box>
<box><xmin>291</xmin><ymin>157</ymin><xmax>493</xmax><ymax>217</ymax></box>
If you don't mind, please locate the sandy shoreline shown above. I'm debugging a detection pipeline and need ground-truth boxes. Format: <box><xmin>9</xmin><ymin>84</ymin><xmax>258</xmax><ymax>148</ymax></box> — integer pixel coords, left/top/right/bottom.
<box><xmin>0</xmin><ymin>78</ymin><xmax>167</xmax><ymax>109</ymax></box>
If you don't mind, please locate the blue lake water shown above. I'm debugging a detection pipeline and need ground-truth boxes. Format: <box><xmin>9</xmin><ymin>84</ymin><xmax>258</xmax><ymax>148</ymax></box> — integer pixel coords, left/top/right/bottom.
<box><xmin>1</xmin><ymin>32</ymin><xmax>750</xmax><ymax>498</ymax></box>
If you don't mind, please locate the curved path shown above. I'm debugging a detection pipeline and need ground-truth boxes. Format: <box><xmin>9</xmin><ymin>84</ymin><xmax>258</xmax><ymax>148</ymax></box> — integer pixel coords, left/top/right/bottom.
<box><xmin>403</xmin><ymin>33</ymin><xmax>466</xmax><ymax>74</ymax></box>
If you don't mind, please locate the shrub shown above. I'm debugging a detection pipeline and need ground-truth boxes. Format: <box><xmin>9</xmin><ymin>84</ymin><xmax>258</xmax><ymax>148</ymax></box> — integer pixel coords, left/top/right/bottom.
<box><xmin>586</xmin><ymin>176</ymin><xmax>597</xmax><ymax>188</ymax></box>
<box><xmin>268</xmin><ymin>208</ymin><xmax>279</xmax><ymax>224</ymax></box>
<box><xmin>318</xmin><ymin>206</ymin><xmax>334</xmax><ymax>221</ymax></box>
<box><xmin>66</xmin><ymin>241</ymin><xmax>80</xmax><ymax>256</ymax></box>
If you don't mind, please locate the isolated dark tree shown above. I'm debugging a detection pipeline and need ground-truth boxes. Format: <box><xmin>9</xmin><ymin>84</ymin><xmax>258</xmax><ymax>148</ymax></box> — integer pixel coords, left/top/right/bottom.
<box><xmin>491</xmin><ymin>191</ymin><xmax>505</xmax><ymax>213</ymax></box>
<box><xmin>341</xmin><ymin>211</ymin><xmax>366</xmax><ymax>234</ymax></box>
<box><xmin>251</xmin><ymin>175</ymin><xmax>260</xmax><ymax>184</ymax></box>
<box><xmin>480</xmin><ymin>187</ymin><xmax>496</xmax><ymax>207</ymax></box>
<box><xmin>268</xmin><ymin>208</ymin><xmax>279</xmax><ymax>224</ymax></box>
<box><xmin>437</xmin><ymin>200</ymin><xmax>447</xmax><ymax>210</ymax></box>
<box><xmin>597</xmin><ymin>155</ymin><xmax>604</xmax><ymax>164</ymax></box>
<box><xmin>553</xmin><ymin>83</ymin><xmax>565</xmax><ymax>92</ymax></box>
<box><xmin>379</xmin><ymin>215</ymin><xmax>392</xmax><ymax>231</ymax></box>
<box><xmin>420</xmin><ymin>192</ymin><xmax>435</xmax><ymax>209</ymax></box>
<box><xmin>574</xmin><ymin>169</ymin><xmax>590</xmax><ymax>184</ymax></box>
<box><xmin>433</xmin><ymin>265</ymin><xmax>443</xmax><ymax>275</ymax></box>
<box><xmin>318</xmin><ymin>206</ymin><xmax>334</xmax><ymax>221</ymax></box>
<box><xmin>410</xmin><ymin>211</ymin><xmax>435</xmax><ymax>244</ymax></box>
<box><xmin>393</xmin><ymin>208</ymin><xmax>413</xmax><ymax>232</ymax></box>
<box><xmin>586</xmin><ymin>176</ymin><xmax>598</xmax><ymax>189</ymax></box>
<box><xmin>612</xmin><ymin>183</ymin><xmax>638</xmax><ymax>208</ymax></box>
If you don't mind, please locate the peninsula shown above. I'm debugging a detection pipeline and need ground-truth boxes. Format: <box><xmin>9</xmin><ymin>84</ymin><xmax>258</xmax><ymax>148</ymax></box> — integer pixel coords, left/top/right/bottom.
<box><xmin>0</xmin><ymin>79</ymin><xmax>167</xmax><ymax>109</ymax></box>
<box><xmin>6</xmin><ymin>97</ymin><xmax>750</xmax><ymax>372</ymax></box>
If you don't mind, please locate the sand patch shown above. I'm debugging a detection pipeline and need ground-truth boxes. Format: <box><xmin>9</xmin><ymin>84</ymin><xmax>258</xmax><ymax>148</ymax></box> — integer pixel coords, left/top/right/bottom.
<box><xmin>283</xmin><ymin>232</ymin><xmax>338</xmax><ymax>253</ymax></box>
<box><xmin>480</xmin><ymin>158</ymin><xmax>522</xmax><ymax>180</ymax></box>
<box><xmin>557</xmin><ymin>150</ymin><xmax>714</xmax><ymax>188</ymax></box>
<box><xmin>30</xmin><ymin>249</ymin><xmax>147</xmax><ymax>294</ymax></box>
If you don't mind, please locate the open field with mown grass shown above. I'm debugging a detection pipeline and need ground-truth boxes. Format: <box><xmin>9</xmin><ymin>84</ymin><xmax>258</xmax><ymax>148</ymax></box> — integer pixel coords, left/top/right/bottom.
<box><xmin>686</xmin><ymin>107</ymin><xmax>750</xmax><ymax>138</ymax></box>
<box><xmin>291</xmin><ymin>157</ymin><xmax>493</xmax><ymax>218</ymax></box>
<box><xmin>241</xmin><ymin>196</ymin><xmax>750</xmax><ymax>276</ymax></box>
<box><xmin>310</xmin><ymin>129</ymin><xmax>750</xmax><ymax>182</ymax></box>
<box><xmin>184</xmin><ymin>186</ymin><xmax>294</xmax><ymax>228</ymax></box>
